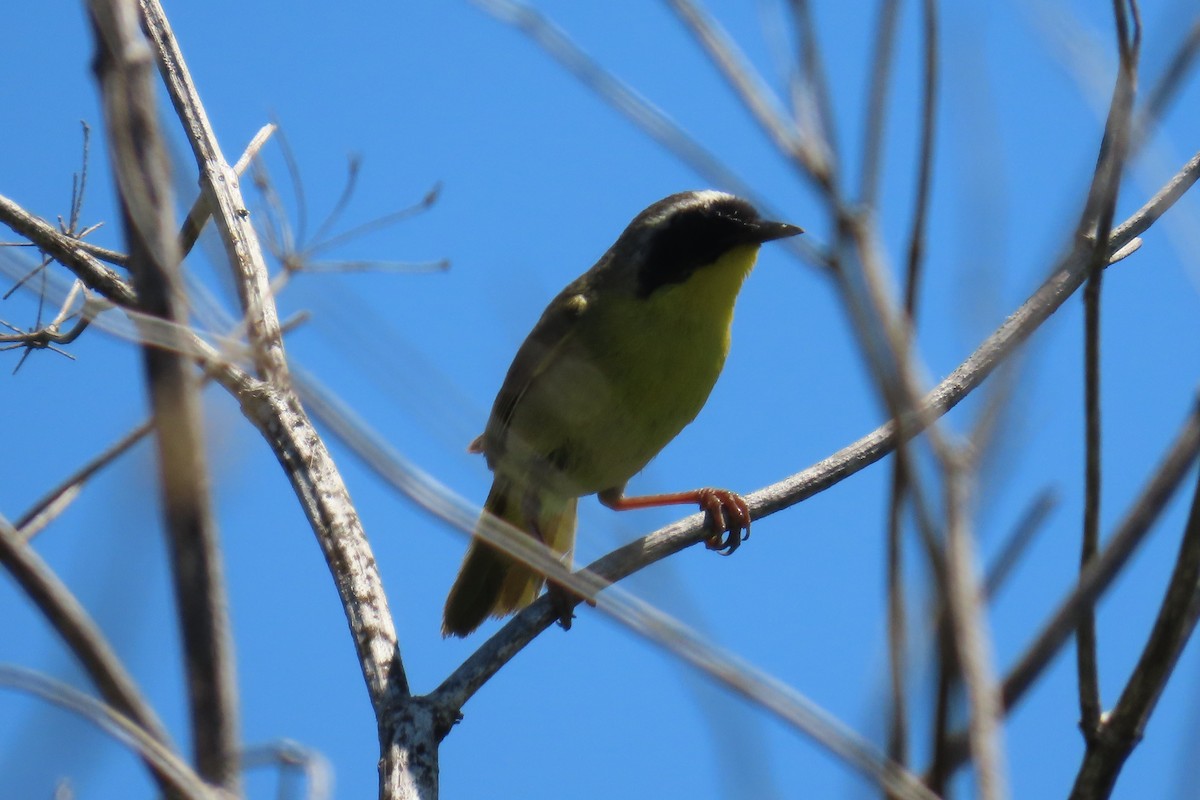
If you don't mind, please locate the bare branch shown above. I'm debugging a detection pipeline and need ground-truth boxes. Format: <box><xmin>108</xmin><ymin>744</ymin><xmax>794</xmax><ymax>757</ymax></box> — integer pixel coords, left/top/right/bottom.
<box><xmin>137</xmin><ymin>0</ymin><xmax>286</xmax><ymax>383</ymax></box>
<box><xmin>904</xmin><ymin>0</ymin><xmax>939</xmax><ymax>317</ymax></box>
<box><xmin>1076</xmin><ymin>253</ymin><xmax>1105</xmax><ymax>739</ymax></box>
<box><xmin>135</xmin><ymin>0</ymin><xmax>410</xmax><ymax>732</ymax></box>
<box><xmin>1076</xmin><ymin>0</ymin><xmax>1141</xmax><ymax>745</ymax></box>
<box><xmin>178</xmin><ymin>123</ymin><xmax>277</xmax><ymax>259</ymax></box>
<box><xmin>1070</xmin><ymin>466</ymin><xmax>1200</xmax><ymax>799</ymax></box>
<box><xmin>0</xmin><ymin>194</ymin><xmax>137</xmax><ymax>308</ymax></box>
<box><xmin>88</xmin><ymin>0</ymin><xmax>239</xmax><ymax>788</ymax></box>
<box><xmin>665</xmin><ymin>0</ymin><xmax>831</xmax><ymax>189</ymax></box>
<box><xmin>785</xmin><ymin>0</ymin><xmax>839</xmax><ymax>177</ymax></box>
<box><xmin>16</xmin><ymin>418</ymin><xmax>154</xmax><ymax>540</ymax></box>
<box><xmin>0</xmin><ymin>517</ymin><xmax>179</xmax><ymax>793</ymax></box>
<box><xmin>859</xmin><ymin>0</ymin><xmax>900</xmax><ymax>208</ymax></box>
<box><xmin>934</xmin><ymin>395</ymin><xmax>1200</xmax><ymax>780</ymax></box>
<box><xmin>942</xmin><ymin>452</ymin><xmax>1008</xmax><ymax>800</ymax></box>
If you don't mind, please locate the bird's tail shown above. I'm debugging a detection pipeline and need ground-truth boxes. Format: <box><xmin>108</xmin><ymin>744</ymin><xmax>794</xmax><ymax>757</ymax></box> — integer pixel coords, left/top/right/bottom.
<box><xmin>442</xmin><ymin>476</ymin><xmax>577</xmax><ymax>637</ymax></box>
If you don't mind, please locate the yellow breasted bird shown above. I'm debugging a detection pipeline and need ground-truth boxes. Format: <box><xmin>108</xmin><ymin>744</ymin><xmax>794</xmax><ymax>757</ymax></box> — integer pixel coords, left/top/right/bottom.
<box><xmin>442</xmin><ymin>190</ymin><xmax>802</xmax><ymax>637</ymax></box>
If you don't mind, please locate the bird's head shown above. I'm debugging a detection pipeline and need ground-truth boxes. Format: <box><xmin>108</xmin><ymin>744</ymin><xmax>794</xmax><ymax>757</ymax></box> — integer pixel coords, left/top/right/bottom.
<box><xmin>612</xmin><ymin>190</ymin><xmax>803</xmax><ymax>297</ymax></box>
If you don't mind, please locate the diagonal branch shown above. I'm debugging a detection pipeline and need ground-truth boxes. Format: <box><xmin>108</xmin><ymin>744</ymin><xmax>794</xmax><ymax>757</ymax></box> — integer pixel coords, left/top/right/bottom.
<box><xmin>16</xmin><ymin>419</ymin><xmax>154</xmax><ymax>540</ymax></box>
<box><xmin>133</xmin><ymin>4</ymin><xmax>425</xmax><ymax>794</ymax></box>
<box><xmin>0</xmin><ymin>517</ymin><xmax>181</xmax><ymax>795</ymax></box>
<box><xmin>664</xmin><ymin>0</ymin><xmax>830</xmax><ymax>189</ymax></box>
<box><xmin>1069</xmin><ymin>464</ymin><xmax>1200</xmax><ymax>799</ymax></box>
<box><xmin>135</xmin><ymin>0</ymin><xmax>409</xmax><ymax>713</ymax></box>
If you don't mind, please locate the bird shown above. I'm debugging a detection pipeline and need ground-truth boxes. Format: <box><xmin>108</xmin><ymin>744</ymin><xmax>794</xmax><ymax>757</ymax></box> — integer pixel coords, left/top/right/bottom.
<box><xmin>442</xmin><ymin>190</ymin><xmax>802</xmax><ymax>637</ymax></box>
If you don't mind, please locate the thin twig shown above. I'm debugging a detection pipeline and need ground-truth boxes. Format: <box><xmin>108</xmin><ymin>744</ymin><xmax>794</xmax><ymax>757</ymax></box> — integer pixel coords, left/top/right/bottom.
<box><xmin>1069</xmin><ymin>466</ymin><xmax>1200</xmax><ymax>799</ymax></box>
<box><xmin>942</xmin><ymin>450</ymin><xmax>1008</xmax><ymax>800</ymax></box>
<box><xmin>0</xmin><ymin>278</ymin><xmax>91</xmax><ymax>369</ymax></box>
<box><xmin>178</xmin><ymin>123</ymin><xmax>277</xmax><ymax>259</ymax></box>
<box><xmin>664</xmin><ymin>0</ymin><xmax>830</xmax><ymax>189</ymax></box>
<box><xmin>884</xmin><ymin>1</ymin><xmax>940</xmax><ymax>778</ymax></box>
<box><xmin>904</xmin><ymin>0</ymin><xmax>939</xmax><ymax>316</ymax></box>
<box><xmin>0</xmin><ymin>664</ymin><xmax>212</xmax><ymax>800</ymax></box>
<box><xmin>786</xmin><ymin>0</ymin><xmax>839</xmax><ymax>180</ymax></box>
<box><xmin>16</xmin><ymin>418</ymin><xmax>155</xmax><ymax>539</ymax></box>
<box><xmin>927</xmin><ymin>486</ymin><xmax>1057</xmax><ymax>791</ymax></box>
<box><xmin>927</xmin><ymin>631</ymin><xmax>957</xmax><ymax>796</ymax></box>
<box><xmin>859</xmin><ymin>0</ymin><xmax>900</xmax><ymax>207</ymax></box>
<box><xmin>0</xmin><ymin>193</ymin><xmax>138</xmax><ymax>307</ymax></box>
<box><xmin>884</xmin><ymin>457</ymin><xmax>911</xmax><ymax>776</ymax></box>
<box><xmin>1077</xmin><ymin>245</ymin><xmax>1105</xmax><ymax>740</ymax></box>
<box><xmin>0</xmin><ymin>517</ymin><xmax>179</xmax><ymax>793</ymax></box>
<box><xmin>1077</xmin><ymin>0</ymin><xmax>1142</xmax><ymax>746</ymax></box>
<box><xmin>983</xmin><ymin>488</ymin><xmax>1061</xmax><ymax>598</ymax></box>
<box><xmin>468</xmin><ymin>0</ymin><xmax>829</xmax><ymax>268</ymax></box>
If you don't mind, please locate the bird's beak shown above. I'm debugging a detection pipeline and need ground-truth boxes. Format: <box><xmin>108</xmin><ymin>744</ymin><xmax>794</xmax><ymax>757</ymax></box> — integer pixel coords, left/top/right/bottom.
<box><xmin>754</xmin><ymin>221</ymin><xmax>804</xmax><ymax>242</ymax></box>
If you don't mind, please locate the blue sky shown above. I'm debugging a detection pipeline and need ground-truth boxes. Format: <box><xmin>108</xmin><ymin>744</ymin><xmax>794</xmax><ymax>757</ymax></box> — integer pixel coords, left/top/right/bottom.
<box><xmin>2</xmin><ymin>1</ymin><xmax>1199</xmax><ymax>798</ymax></box>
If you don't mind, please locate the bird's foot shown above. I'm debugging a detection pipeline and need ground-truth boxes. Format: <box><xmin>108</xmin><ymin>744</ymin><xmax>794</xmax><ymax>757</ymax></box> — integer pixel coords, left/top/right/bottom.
<box><xmin>546</xmin><ymin>581</ymin><xmax>595</xmax><ymax>630</ymax></box>
<box><xmin>697</xmin><ymin>488</ymin><xmax>751</xmax><ymax>556</ymax></box>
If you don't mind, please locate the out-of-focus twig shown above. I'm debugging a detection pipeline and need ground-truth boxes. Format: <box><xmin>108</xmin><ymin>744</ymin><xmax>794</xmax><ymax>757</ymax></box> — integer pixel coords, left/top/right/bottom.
<box><xmin>933</xmin><ymin>395</ymin><xmax>1200</xmax><ymax>780</ymax></box>
<box><xmin>0</xmin><ymin>517</ymin><xmax>179</xmax><ymax>793</ymax></box>
<box><xmin>786</xmin><ymin>0</ymin><xmax>839</xmax><ymax>180</ymax></box>
<box><xmin>859</xmin><ymin>0</ymin><xmax>900</xmax><ymax>208</ymax></box>
<box><xmin>983</xmin><ymin>488</ymin><xmax>1061</xmax><ymax>599</ymax></box>
<box><xmin>88</xmin><ymin>0</ymin><xmax>240</xmax><ymax>790</ymax></box>
<box><xmin>468</xmin><ymin>0</ymin><xmax>829</xmax><ymax>268</ymax></box>
<box><xmin>0</xmin><ymin>664</ymin><xmax>211</xmax><ymax>800</ymax></box>
<box><xmin>242</xmin><ymin>739</ymin><xmax>333</xmax><ymax>800</ymax></box>
<box><xmin>883</xmin><ymin>0</ymin><xmax>940</xmax><ymax>779</ymax></box>
<box><xmin>15</xmin><ymin>418</ymin><xmax>155</xmax><ymax>540</ymax></box>
<box><xmin>665</xmin><ymin>0</ymin><xmax>831</xmax><ymax>190</ymax></box>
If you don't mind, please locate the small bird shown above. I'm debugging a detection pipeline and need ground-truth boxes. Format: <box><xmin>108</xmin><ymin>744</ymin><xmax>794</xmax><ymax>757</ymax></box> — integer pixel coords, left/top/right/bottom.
<box><xmin>442</xmin><ymin>190</ymin><xmax>802</xmax><ymax>637</ymax></box>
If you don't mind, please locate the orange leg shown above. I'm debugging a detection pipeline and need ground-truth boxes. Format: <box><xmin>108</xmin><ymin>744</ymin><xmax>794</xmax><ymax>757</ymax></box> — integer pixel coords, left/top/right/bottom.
<box><xmin>598</xmin><ymin>487</ymin><xmax>751</xmax><ymax>555</ymax></box>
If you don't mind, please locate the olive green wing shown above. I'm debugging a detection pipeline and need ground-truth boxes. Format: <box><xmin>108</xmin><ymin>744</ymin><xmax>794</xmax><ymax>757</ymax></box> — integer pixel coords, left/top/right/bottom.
<box><xmin>475</xmin><ymin>286</ymin><xmax>592</xmax><ymax>468</ymax></box>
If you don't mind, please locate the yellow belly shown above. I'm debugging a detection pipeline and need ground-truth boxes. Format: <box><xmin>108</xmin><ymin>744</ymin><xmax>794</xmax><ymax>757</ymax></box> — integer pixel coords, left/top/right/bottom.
<box><xmin>500</xmin><ymin>244</ymin><xmax>759</xmax><ymax>496</ymax></box>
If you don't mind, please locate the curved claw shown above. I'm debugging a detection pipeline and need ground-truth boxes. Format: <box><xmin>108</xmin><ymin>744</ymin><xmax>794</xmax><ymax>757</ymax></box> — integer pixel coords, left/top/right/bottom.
<box><xmin>546</xmin><ymin>581</ymin><xmax>597</xmax><ymax>631</ymax></box>
<box><xmin>697</xmin><ymin>488</ymin><xmax>751</xmax><ymax>556</ymax></box>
